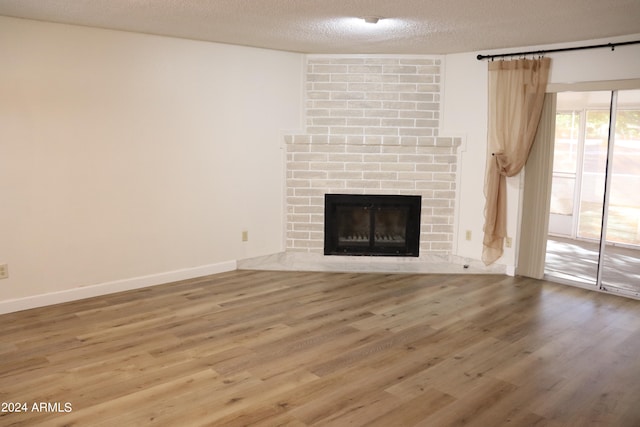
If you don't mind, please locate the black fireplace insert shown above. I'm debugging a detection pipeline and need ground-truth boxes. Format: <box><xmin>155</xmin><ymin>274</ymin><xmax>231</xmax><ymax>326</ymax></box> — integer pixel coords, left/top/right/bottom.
<box><xmin>324</xmin><ymin>194</ymin><xmax>421</xmax><ymax>256</ymax></box>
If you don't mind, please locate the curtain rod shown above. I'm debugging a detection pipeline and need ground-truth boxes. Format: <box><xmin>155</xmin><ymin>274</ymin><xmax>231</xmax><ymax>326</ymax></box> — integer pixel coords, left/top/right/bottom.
<box><xmin>476</xmin><ymin>39</ymin><xmax>640</xmax><ymax>61</ymax></box>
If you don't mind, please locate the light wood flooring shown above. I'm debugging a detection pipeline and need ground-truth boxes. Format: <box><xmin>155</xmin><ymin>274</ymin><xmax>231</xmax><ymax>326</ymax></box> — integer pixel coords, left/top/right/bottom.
<box><xmin>1</xmin><ymin>270</ymin><xmax>640</xmax><ymax>426</ymax></box>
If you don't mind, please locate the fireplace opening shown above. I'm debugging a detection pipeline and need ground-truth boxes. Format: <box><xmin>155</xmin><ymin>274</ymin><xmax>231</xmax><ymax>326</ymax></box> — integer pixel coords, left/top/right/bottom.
<box><xmin>324</xmin><ymin>194</ymin><xmax>421</xmax><ymax>256</ymax></box>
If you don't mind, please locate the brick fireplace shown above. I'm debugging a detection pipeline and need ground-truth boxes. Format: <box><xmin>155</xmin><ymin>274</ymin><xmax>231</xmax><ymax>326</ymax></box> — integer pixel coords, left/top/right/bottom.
<box><xmin>284</xmin><ymin>55</ymin><xmax>462</xmax><ymax>259</ymax></box>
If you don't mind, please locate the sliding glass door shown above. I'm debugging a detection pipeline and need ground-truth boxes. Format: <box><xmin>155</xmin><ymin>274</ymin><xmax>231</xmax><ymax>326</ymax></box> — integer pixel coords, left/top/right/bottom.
<box><xmin>599</xmin><ymin>90</ymin><xmax>640</xmax><ymax>294</ymax></box>
<box><xmin>546</xmin><ymin>89</ymin><xmax>640</xmax><ymax>296</ymax></box>
<box><xmin>547</xmin><ymin>91</ymin><xmax>610</xmax><ymax>285</ymax></box>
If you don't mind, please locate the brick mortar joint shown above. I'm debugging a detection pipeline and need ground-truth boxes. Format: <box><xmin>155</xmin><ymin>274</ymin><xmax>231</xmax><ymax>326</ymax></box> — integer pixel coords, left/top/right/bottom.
<box><xmin>284</xmin><ymin>139</ymin><xmax>461</xmax><ymax>148</ymax></box>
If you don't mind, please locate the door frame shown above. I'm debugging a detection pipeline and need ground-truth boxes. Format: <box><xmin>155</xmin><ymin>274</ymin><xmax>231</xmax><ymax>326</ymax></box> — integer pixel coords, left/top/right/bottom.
<box><xmin>517</xmin><ymin>79</ymin><xmax>640</xmax><ymax>298</ymax></box>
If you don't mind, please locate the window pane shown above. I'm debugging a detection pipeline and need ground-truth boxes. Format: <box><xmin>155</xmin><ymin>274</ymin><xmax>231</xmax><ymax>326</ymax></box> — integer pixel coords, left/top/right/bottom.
<box><xmin>607</xmin><ymin>107</ymin><xmax>640</xmax><ymax>246</ymax></box>
<box><xmin>550</xmin><ymin>176</ymin><xmax>575</xmax><ymax>215</ymax></box>
<box><xmin>554</xmin><ymin>111</ymin><xmax>580</xmax><ymax>173</ymax></box>
<box><xmin>578</xmin><ymin>110</ymin><xmax>609</xmax><ymax>240</ymax></box>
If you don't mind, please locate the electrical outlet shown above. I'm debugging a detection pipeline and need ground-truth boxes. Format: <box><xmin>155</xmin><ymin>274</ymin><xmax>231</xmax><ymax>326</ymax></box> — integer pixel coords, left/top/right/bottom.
<box><xmin>465</xmin><ymin>230</ymin><xmax>472</xmax><ymax>241</ymax></box>
<box><xmin>242</xmin><ymin>231</ymin><xmax>249</xmax><ymax>242</ymax></box>
<box><xmin>0</xmin><ymin>264</ymin><xmax>8</xmax><ymax>280</ymax></box>
<box><xmin>505</xmin><ymin>237</ymin><xmax>513</xmax><ymax>248</ymax></box>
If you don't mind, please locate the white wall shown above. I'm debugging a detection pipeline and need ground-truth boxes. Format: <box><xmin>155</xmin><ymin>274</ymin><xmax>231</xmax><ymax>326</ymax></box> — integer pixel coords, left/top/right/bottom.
<box><xmin>0</xmin><ymin>17</ymin><xmax>303</xmax><ymax>311</ymax></box>
<box><xmin>443</xmin><ymin>35</ymin><xmax>640</xmax><ymax>272</ymax></box>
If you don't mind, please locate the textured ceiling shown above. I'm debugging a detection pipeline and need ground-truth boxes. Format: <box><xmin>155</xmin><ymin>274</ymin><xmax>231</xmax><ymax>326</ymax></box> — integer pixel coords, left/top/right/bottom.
<box><xmin>1</xmin><ymin>0</ymin><xmax>639</xmax><ymax>54</ymax></box>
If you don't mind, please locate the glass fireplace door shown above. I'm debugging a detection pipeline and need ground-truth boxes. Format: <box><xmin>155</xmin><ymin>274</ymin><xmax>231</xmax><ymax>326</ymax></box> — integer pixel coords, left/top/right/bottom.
<box><xmin>324</xmin><ymin>194</ymin><xmax>421</xmax><ymax>257</ymax></box>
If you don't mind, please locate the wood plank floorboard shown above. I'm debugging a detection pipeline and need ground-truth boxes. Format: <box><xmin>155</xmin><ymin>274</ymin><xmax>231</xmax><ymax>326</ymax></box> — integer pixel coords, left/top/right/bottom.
<box><xmin>1</xmin><ymin>270</ymin><xmax>640</xmax><ymax>426</ymax></box>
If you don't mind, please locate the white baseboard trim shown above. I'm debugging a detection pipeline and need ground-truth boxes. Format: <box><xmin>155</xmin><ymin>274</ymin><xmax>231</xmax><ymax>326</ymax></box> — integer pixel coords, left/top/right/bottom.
<box><xmin>0</xmin><ymin>260</ymin><xmax>237</xmax><ymax>315</ymax></box>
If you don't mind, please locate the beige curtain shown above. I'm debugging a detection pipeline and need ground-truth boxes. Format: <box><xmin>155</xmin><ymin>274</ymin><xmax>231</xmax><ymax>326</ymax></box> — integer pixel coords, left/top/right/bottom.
<box><xmin>482</xmin><ymin>58</ymin><xmax>551</xmax><ymax>265</ymax></box>
<box><xmin>517</xmin><ymin>93</ymin><xmax>556</xmax><ymax>278</ymax></box>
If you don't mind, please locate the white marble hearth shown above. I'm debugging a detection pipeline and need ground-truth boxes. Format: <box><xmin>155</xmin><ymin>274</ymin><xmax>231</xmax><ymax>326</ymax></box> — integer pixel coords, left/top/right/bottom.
<box><xmin>237</xmin><ymin>252</ymin><xmax>506</xmax><ymax>275</ymax></box>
